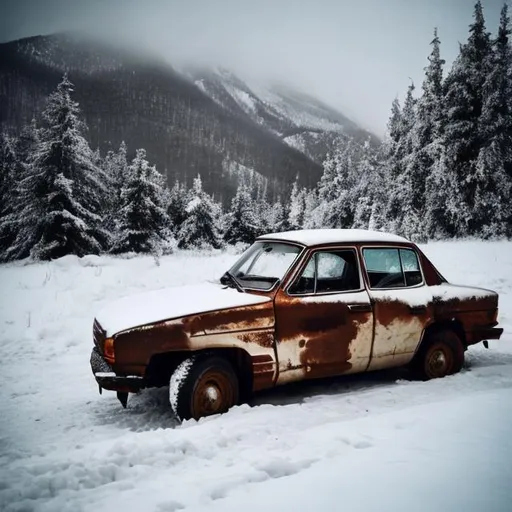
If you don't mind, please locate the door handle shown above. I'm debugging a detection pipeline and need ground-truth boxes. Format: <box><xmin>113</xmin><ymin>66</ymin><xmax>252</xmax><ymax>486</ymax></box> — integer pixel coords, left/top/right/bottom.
<box><xmin>409</xmin><ymin>305</ymin><xmax>427</xmax><ymax>315</ymax></box>
<box><xmin>348</xmin><ymin>304</ymin><xmax>373</xmax><ymax>313</ymax></box>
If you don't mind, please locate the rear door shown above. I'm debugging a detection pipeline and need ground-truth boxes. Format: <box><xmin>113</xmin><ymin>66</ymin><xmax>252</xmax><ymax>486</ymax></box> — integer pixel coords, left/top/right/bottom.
<box><xmin>274</xmin><ymin>247</ymin><xmax>374</xmax><ymax>385</ymax></box>
<box><xmin>360</xmin><ymin>245</ymin><xmax>433</xmax><ymax>371</ymax></box>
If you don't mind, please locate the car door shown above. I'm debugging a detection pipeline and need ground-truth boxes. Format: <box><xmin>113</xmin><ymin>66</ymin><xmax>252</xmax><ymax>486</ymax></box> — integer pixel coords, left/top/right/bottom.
<box><xmin>360</xmin><ymin>245</ymin><xmax>434</xmax><ymax>371</ymax></box>
<box><xmin>273</xmin><ymin>247</ymin><xmax>374</xmax><ymax>385</ymax></box>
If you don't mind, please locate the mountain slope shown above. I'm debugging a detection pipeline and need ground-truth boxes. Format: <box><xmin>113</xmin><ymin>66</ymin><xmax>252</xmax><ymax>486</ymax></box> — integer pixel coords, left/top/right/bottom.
<box><xmin>187</xmin><ymin>67</ymin><xmax>380</xmax><ymax>164</ymax></box>
<box><xmin>0</xmin><ymin>33</ymin><xmax>379</xmax><ymax>203</ymax></box>
<box><xmin>0</xmin><ymin>34</ymin><xmax>326</xmax><ymax>203</ymax></box>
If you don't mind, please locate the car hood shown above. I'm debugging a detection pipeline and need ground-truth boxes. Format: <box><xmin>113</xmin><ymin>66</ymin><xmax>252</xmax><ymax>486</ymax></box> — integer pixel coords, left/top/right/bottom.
<box><xmin>95</xmin><ymin>282</ymin><xmax>272</xmax><ymax>336</ymax></box>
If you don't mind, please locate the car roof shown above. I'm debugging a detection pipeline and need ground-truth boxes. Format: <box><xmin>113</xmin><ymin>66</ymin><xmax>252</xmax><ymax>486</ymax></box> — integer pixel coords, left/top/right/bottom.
<box><xmin>256</xmin><ymin>228</ymin><xmax>410</xmax><ymax>247</ymax></box>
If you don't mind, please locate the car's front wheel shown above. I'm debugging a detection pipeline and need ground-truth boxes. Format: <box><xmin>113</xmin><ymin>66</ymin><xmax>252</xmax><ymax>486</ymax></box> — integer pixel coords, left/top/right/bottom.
<box><xmin>169</xmin><ymin>355</ymin><xmax>239</xmax><ymax>421</ymax></box>
<box><xmin>411</xmin><ymin>329</ymin><xmax>464</xmax><ymax>380</ymax></box>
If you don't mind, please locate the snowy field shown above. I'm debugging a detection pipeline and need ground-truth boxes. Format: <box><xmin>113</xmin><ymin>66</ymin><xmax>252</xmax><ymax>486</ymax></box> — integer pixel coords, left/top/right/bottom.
<box><xmin>1</xmin><ymin>241</ymin><xmax>512</xmax><ymax>512</ymax></box>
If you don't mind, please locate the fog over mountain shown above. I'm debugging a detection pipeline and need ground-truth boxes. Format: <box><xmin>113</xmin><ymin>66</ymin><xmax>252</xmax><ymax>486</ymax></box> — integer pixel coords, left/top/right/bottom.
<box><xmin>0</xmin><ymin>0</ymin><xmax>504</xmax><ymax>136</ymax></box>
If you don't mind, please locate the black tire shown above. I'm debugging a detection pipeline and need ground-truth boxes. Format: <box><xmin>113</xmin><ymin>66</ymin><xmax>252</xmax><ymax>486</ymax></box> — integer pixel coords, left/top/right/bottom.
<box><xmin>410</xmin><ymin>329</ymin><xmax>464</xmax><ymax>380</ymax></box>
<box><xmin>169</xmin><ymin>355</ymin><xmax>239</xmax><ymax>421</ymax></box>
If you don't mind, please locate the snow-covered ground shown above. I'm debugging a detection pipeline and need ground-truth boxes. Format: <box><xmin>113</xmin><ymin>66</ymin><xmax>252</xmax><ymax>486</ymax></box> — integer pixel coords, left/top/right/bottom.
<box><xmin>1</xmin><ymin>241</ymin><xmax>511</xmax><ymax>512</ymax></box>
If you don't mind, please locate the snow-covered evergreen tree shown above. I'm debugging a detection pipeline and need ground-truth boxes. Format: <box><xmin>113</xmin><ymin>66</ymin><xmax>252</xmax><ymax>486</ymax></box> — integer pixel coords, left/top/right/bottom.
<box><xmin>103</xmin><ymin>141</ymin><xmax>130</xmax><ymax>239</ymax></box>
<box><xmin>411</xmin><ymin>28</ymin><xmax>449</xmax><ymax>239</ymax></box>
<box><xmin>287</xmin><ymin>177</ymin><xmax>307</xmax><ymax>230</ymax></box>
<box><xmin>476</xmin><ymin>3</ymin><xmax>512</xmax><ymax>236</ymax></box>
<box><xmin>111</xmin><ymin>148</ymin><xmax>173</xmax><ymax>255</ymax></box>
<box><xmin>316</xmin><ymin>141</ymin><xmax>358</xmax><ymax>228</ymax></box>
<box><xmin>0</xmin><ymin>121</ymin><xmax>41</xmax><ymax>259</ymax></box>
<box><xmin>352</xmin><ymin>139</ymin><xmax>383</xmax><ymax>230</ymax></box>
<box><xmin>224</xmin><ymin>181</ymin><xmax>260</xmax><ymax>244</ymax></box>
<box><xmin>442</xmin><ymin>0</ymin><xmax>493</xmax><ymax>235</ymax></box>
<box><xmin>3</xmin><ymin>75</ymin><xmax>109</xmax><ymax>261</ymax></box>
<box><xmin>266</xmin><ymin>198</ymin><xmax>286</xmax><ymax>233</ymax></box>
<box><xmin>167</xmin><ymin>179</ymin><xmax>189</xmax><ymax>235</ymax></box>
<box><xmin>0</xmin><ymin>133</ymin><xmax>18</xmax><ymax>256</ymax></box>
<box><xmin>178</xmin><ymin>175</ymin><xmax>224</xmax><ymax>250</ymax></box>
<box><xmin>384</xmin><ymin>82</ymin><xmax>417</xmax><ymax>234</ymax></box>
<box><xmin>302</xmin><ymin>188</ymin><xmax>320</xmax><ymax>228</ymax></box>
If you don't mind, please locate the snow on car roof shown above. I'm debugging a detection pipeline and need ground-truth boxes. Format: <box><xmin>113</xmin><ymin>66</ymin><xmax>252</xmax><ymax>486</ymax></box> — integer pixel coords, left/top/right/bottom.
<box><xmin>257</xmin><ymin>229</ymin><xmax>410</xmax><ymax>246</ymax></box>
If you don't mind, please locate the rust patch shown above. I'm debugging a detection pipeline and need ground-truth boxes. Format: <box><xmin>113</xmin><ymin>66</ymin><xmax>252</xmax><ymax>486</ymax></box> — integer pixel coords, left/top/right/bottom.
<box><xmin>253</xmin><ymin>362</ymin><xmax>274</xmax><ymax>373</ymax></box>
<box><xmin>275</xmin><ymin>298</ymin><xmax>355</xmax><ymax>340</ymax></box>
<box><xmin>251</xmin><ymin>354</ymin><xmax>274</xmax><ymax>364</ymax></box>
<box><xmin>372</xmin><ymin>298</ymin><xmax>430</xmax><ymax>329</ymax></box>
<box><xmin>299</xmin><ymin>332</ymin><xmax>354</xmax><ymax>378</ymax></box>
<box><xmin>197</xmin><ymin>301</ymin><xmax>274</xmax><ymax>334</ymax></box>
<box><xmin>236</xmin><ymin>330</ymin><xmax>274</xmax><ymax>348</ymax></box>
<box><xmin>274</xmin><ymin>291</ymin><xmax>373</xmax><ymax>382</ymax></box>
<box><xmin>252</xmin><ymin>371</ymin><xmax>275</xmax><ymax>392</ymax></box>
<box><xmin>114</xmin><ymin>320</ymin><xmax>193</xmax><ymax>366</ymax></box>
<box><xmin>252</xmin><ymin>353</ymin><xmax>277</xmax><ymax>392</ymax></box>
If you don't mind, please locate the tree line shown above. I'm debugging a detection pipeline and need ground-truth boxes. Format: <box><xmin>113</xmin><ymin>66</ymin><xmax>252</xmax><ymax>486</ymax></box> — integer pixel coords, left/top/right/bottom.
<box><xmin>0</xmin><ymin>74</ymin><xmax>293</xmax><ymax>261</ymax></box>
<box><xmin>0</xmin><ymin>1</ymin><xmax>510</xmax><ymax>263</ymax></box>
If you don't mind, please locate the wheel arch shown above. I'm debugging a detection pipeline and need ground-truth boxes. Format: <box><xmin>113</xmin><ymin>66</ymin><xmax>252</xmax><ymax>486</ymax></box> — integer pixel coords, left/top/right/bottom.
<box><xmin>145</xmin><ymin>347</ymin><xmax>254</xmax><ymax>399</ymax></box>
<box><xmin>416</xmin><ymin>318</ymin><xmax>467</xmax><ymax>356</ymax></box>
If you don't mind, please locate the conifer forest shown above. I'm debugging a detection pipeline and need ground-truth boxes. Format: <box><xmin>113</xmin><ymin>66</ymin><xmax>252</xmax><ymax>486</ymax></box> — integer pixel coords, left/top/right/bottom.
<box><xmin>1</xmin><ymin>1</ymin><xmax>511</xmax><ymax>262</ymax></box>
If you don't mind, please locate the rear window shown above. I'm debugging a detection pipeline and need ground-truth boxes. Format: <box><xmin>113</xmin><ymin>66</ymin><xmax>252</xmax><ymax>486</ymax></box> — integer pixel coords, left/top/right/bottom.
<box><xmin>362</xmin><ymin>248</ymin><xmax>422</xmax><ymax>289</ymax></box>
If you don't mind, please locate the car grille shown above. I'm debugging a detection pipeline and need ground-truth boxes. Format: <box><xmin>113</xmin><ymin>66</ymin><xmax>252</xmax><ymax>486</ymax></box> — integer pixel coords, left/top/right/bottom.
<box><xmin>93</xmin><ymin>319</ymin><xmax>106</xmax><ymax>354</ymax></box>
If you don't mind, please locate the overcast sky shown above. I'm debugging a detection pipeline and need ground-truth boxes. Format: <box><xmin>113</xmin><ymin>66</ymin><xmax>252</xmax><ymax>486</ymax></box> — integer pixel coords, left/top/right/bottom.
<box><xmin>0</xmin><ymin>0</ymin><xmax>507</xmax><ymax>136</ymax></box>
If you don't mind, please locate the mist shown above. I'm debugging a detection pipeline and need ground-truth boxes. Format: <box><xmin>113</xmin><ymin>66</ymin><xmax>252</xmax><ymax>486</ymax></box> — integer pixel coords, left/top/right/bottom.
<box><xmin>0</xmin><ymin>0</ymin><xmax>506</xmax><ymax>135</ymax></box>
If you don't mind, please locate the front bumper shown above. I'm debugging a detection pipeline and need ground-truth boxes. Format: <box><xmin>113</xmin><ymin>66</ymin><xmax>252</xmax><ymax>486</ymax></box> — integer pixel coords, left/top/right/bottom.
<box><xmin>90</xmin><ymin>346</ymin><xmax>146</xmax><ymax>393</ymax></box>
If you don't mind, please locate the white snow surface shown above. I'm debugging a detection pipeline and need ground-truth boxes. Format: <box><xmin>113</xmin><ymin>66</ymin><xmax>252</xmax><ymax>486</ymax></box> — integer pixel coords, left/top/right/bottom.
<box><xmin>259</xmin><ymin>228</ymin><xmax>409</xmax><ymax>246</ymax></box>
<box><xmin>1</xmin><ymin>241</ymin><xmax>512</xmax><ymax>512</ymax></box>
<box><xmin>96</xmin><ymin>281</ymin><xmax>271</xmax><ymax>336</ymax></box>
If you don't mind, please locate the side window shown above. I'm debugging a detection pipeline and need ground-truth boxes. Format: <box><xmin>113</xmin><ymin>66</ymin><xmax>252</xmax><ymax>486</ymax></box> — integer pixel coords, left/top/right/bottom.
<box><xmin>288</xmin><ymin>250</ymin><xmax>360</xmax><ymax>294</ymax></box>
<box><xmin>400</xmin><ymin>248</ymin><xmax>422</xmax><ymax>286</ymax></box>
<box><xmin>362</xmin><ymin>248</ymin><xmax>422</xmax><ymax>289</ymax></box>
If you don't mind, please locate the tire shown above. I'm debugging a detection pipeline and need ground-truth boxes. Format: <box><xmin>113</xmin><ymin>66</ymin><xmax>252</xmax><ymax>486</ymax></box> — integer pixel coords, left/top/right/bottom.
<box><xmin>410</xmin><ymin>329</ymin><xmax>464</xmax><ymax>380</ymax></box>
<box><xmin>169</xmin><ymin>355</ymin><xmax>239</xmax><ymax>421</ymax></box>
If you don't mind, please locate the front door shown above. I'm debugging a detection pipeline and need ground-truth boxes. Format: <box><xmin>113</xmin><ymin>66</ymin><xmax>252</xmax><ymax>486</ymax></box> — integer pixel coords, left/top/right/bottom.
<box><xmin>360</xmin><ymin>245</ymin><xmax>433</xmax><ymax>371</ymax></box>
<box><xmin>274</xmin><ymin>247</ymin><xmax>374</xmax><ymax>385</ymax></box>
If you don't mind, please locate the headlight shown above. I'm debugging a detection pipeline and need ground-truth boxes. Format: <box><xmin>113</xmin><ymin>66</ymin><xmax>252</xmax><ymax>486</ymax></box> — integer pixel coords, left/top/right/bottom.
<box><xmin>103</xmin><ymin>337</ymin><xmax>115</xmax><ymax>363</ymax></box>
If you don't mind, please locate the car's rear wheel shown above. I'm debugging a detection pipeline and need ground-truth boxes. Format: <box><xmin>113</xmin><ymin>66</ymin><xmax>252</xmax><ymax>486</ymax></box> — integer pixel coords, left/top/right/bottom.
<box><xmin>169</xmin><ymin>355</ymin><xmax>239</xmax><ymax>421</ymax></box>
<box><xmin>411</xmin><ymin>329</ymin><xmax>464</xmax><ymax>380</ymax></box>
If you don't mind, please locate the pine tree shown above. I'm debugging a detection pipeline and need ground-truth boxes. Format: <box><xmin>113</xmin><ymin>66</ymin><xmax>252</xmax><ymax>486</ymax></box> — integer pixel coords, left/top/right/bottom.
<box><xmin>476</xmin><ymin>3</ymin><xmax>512</xmax><ymax>236</ymax></box>
<box><xmin>224</xmin><ymin>181</ymin><xmax>260</xmax><ymax>244</ymax></box>
<box><xmin>103</xmin><ymin>141</ymin><xmax>130</xmax><ymax>239</ymax></box>
<box><xmin>317</xmin><ymin>141</ymin><xmax>358</xmax><ymax>228</ymax></box>
<box><xmin>413</xmin><ymin>28</ymin><xmax>448</xmax><ymax>239</ymax></box>
<box><xmin>287</xmin><ymin>177</ymin><xmax>307</xmax><ymax>230</ymax></box>
<box><xmin>352</xmin><ymin>139</ymin><xmax>382</xmax><ymax>230</ymax></box>
<box><xmin>267</xmin><ymin>199</ymin><xmax>286</xmax><ymax>232</ymax></box>
<box><xmin>167</xmin><ymin>179</ymin><xmax>189</xmax><ymax>235</ymax></box>
<box><xmin>384</xmin><ymin>81</ymin><xmax>417</xmax><ymax>234</ymax></box>
<box><xmin>111</xmin><ymin>148</ymin><xmax>173</xmax><ymax>254</ymax></box>
<box><xmin>3</xmin><ymin>75</ymin><xmax>108</xmax><ymax>261</ymax></box>
<box><xmin>178</xmin><ymin>175</ymin><xmax>224</xmax><ymax>250</ymax></box>
<box><xmin>442</xmin><ymin>1</ymin><xmax>493</xmax><ymax>235</ymax></box>
<box><xmin>0</xmin><ymin>133</ymin><xmax>18</xmax><ymax>256</ymax></box>
<box><xmin>302</xmin><ymin>188</ymin><xmax>320</xmax><ymax>228</ymax></box>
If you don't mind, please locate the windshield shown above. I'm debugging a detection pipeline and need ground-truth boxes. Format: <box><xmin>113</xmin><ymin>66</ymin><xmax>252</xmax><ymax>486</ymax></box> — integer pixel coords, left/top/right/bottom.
<box><xmin>223</xmin><ymin>241</ymin><xmax>303</xmax><ymax>291</ymax></box>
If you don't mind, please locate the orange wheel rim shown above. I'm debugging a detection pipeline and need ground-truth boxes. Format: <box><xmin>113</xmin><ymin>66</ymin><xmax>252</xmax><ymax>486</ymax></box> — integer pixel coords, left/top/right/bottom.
<box><xmin>426</xmin><ymin>343</ymin><xmax>453</xmax><ymax>378</ymax></box>
<box><xmin>191</xmin><ymin>370</ymin><xmax>235</xmax><ymax>419</ymax></box>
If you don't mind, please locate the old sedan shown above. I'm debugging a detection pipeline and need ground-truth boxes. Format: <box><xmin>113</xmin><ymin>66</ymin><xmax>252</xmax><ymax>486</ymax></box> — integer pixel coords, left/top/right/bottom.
<box><xmin>90</xmin><ymin>229</ymin><xmax>504</xmax><ymax>421</ymax></box>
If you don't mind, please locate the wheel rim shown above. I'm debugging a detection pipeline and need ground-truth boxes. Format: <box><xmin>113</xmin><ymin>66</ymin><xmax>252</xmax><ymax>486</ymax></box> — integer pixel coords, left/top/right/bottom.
<box><xmin>191</xmin><ymin>370</ymin><xmax>235</xmax><ymax>419</ymax></box>
<box><xmin>426</xmin><ymin>344</ymin><xmax>453</xmax><ymax>378</ymax></box>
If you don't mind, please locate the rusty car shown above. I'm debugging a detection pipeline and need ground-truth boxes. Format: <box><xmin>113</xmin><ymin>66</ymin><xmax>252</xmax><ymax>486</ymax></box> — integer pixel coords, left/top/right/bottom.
<box><xmin>90</xmin><ymin>229</ymin><xmax>504</xmax><ymax>421</ymax></box>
